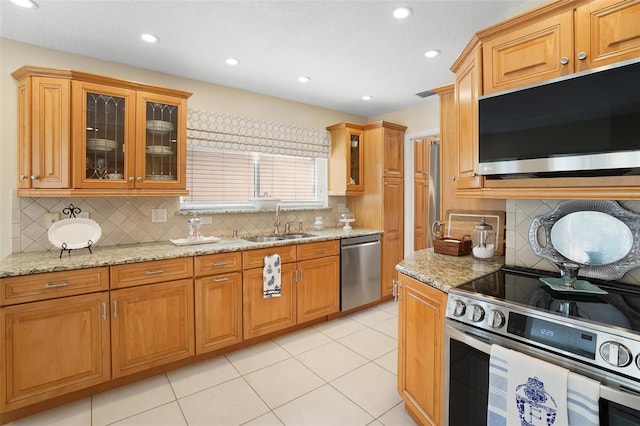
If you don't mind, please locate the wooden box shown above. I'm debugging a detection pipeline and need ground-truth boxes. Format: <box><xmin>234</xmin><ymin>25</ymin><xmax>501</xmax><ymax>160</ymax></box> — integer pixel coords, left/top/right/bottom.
<box><xmin>433</xmin><ymin>236</ymin><xmax>472</xmax><ymax>256</ymax></box>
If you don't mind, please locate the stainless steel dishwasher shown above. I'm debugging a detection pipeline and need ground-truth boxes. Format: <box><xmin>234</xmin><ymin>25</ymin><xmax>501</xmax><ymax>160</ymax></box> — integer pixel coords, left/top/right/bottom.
<box><xmin>340</xmin><ymin>234</ymin><xmax>381</xmax><ymax>311</ymax></box>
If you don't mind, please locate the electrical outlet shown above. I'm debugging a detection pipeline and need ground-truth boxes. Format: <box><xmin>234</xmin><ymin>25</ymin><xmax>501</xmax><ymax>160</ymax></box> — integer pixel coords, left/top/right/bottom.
<box><xmin>199</xmin><ymin>216</ymin><xmax>213</xmax><ymax>225</ymax></box>
<box><xmin>151</xmin><ymin>209</ymin><xmax>167</xmax><ymax>223</ymax></box>
<box><xmin>41</xmin><ymin>212</ymin><xmax>59</xmax><ymax>229</ymax></box>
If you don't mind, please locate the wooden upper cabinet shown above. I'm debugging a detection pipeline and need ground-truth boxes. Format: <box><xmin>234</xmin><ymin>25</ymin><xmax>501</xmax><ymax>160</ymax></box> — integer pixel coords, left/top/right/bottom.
<box><xmin>327</xmin><ymin>122</ymin><xmax>365</xmax><ymax>196</ymax></box>
<box><xmin>14</xmin><ymin>75</ymin><xmax>71</xmax><ymax>190</ymax></box>
<box><xmin>482</xmin><ymin>10</ymin><xmax>574</xmax><ymax>94</ymax></box>
<box><xmin>574</xmin><ymin>0</ymin><xmax>640</xmax><ymax>72</ymax></box>
<box><xmin>382</xmin><ymin>126</ymin><xmax>404</xmax><ymax>178</ymax></box>
<box><xmin>12</xmin><ymin>66</ymin><xmax>192</xmax><ymax>197</ymax></box>
<box><xmin>453</xmin><ymin>45</ymin><xmax>482</xmax><ymax>189</ymax></box>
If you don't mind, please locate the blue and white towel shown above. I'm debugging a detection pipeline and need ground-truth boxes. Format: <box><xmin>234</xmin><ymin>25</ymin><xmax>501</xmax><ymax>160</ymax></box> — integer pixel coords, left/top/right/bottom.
<box><xmin>567</xmin><ymin>372</ymin><xmax>600</xmax><ymax>426</ymax></box>
<box><xmin>263</xmin><ymin>254</ymin><xmax>281</xmax><ymax>298</ymax></box>
<box><xmin>488</xmin><ymin>344</ymin><xmax>569</xmax><ymax>426</ymax></box>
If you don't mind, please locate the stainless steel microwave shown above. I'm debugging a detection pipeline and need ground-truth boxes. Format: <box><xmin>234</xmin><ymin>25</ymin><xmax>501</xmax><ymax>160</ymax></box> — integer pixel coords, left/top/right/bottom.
<box><xmin>478</xmin><ymin>58</ymin><xmax>640</xmax><ymax>178</ymax></box>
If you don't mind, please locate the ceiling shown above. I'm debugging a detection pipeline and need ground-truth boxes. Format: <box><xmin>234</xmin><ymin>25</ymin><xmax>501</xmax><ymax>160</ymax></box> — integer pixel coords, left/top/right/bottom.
<box><xmin>0</xmin><ymin>0</ymin><xmax>545</xmax><ymax>117</ymax></box>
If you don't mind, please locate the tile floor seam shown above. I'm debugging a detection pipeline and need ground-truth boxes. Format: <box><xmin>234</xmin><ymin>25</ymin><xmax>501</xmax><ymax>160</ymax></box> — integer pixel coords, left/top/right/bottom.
<box><xmin>324</xmin><ymin>372</ymin><xmax>382</xmax><ymax>420</ymax></box>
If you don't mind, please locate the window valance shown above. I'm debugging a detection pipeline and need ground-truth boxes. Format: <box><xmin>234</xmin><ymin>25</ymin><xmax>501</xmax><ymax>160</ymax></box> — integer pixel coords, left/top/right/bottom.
<box><xmin>187</xmin><ymin>109</ymin><xmax>330</xmax><ymax>158</ymax></box>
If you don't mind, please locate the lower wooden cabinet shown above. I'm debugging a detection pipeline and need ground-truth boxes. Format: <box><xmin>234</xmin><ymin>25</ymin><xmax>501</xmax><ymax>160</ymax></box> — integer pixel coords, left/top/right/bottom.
<box><xmin>397</xmin><ymin>273</ymin><xmax>446</xmax><ymax>426</ymax></box>
<box><xmin>296</xmin><ymin>255</ymin><xmax>340</xmax><ymax>323</ymax></box>
<box><xmin>1</xmin><ymin>292</ymin><xmax>111</xmax><ymax>411</ymax></box>
<box><xmin>110</xmin><ymin>279</ymin><xmax>194</xmax><ymax>378</ymax></box>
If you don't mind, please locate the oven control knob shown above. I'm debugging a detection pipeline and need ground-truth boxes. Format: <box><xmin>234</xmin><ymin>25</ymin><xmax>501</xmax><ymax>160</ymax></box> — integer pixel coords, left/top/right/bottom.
<box><xmin>487</xmin><ymin>310</ymin><xmax>505</xmax><ymax>328</ymax></box>
<box><xmin>467</xmin><ymin>304</ymin><xmax>485</xmax><ymax>322</ymax></box>
<box><xmin>600</xmin><ymin>341</ymin><xmax>632</xmax><ymax>367</ymax></box>
<box><xmin>452</xmin><ymin>300</ymin><xmax>466</xmax><ymax>317</ymax></box>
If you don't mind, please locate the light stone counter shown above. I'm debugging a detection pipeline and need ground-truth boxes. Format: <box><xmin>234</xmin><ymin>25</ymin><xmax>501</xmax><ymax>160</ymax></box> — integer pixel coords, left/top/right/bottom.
<box><xmin>1</xmin><ymin>228</ymin><xmax>382</xmax><ymax>278</ymax></box>
<box><xmin>396</xmin><ymin>248</ymin><xmax>504</xmax><ymax>293</ymax></box>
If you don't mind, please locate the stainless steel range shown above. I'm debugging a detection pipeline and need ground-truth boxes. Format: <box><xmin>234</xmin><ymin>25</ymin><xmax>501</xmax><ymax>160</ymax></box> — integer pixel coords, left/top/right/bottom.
<box><xmin>444</xmin><ymin>265</ymin><xmax>640</xmax><ymax>426</ymax></box>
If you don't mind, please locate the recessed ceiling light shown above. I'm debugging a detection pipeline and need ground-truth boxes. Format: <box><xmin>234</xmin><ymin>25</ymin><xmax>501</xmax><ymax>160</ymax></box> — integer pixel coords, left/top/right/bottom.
<box><xmin>141</xmin><ymin>33</ymin><xmax>159</xmax><ymax>43</ymax></box>
<box><xmin>425</xmin><ymin>49</ymin><xmax>441</xmax><ymax>58</ymax></box>
<box><xmin>10</xmin><ymin>0</ymin><xmax>38</xmax><ymax>8</ymax></box>
<box><xmin>392</xmin><ymin>7</ymin><xmax>412</xmax><ymax>19</ymax></box>
<box><xmin>226</xmin><ymin>58</ymin><xmax>239</xmax><ymax>66</ymax></box>
<box><xmin>298</xmin><ymin>76</ymin><xmax>311</xmax><ymax>83</ymax></box>
<box><xmin>362</xmin><ymin>95</ymin><xmax>373</xmax><ymax>101</ymax></box>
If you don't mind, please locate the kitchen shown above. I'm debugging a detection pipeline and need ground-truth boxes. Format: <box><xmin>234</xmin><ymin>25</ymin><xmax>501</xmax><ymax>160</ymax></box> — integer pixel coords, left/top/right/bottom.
<box><xmin>2</xmin><ymin>0</ymin><xmax>640</xmax><ymax>425</ymax></box>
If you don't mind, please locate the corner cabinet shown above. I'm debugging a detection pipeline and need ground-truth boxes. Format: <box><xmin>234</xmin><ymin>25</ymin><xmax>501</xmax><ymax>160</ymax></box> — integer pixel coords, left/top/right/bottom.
<box><xmin>327</xmin><ymin>122</ymin><xmax>365</xmax><ymax>196</ymax></box>
<box><xmin>397</xmin><ymin>273</ymin><xmax>447</xmax><ymax>426</ymax></box>
<box><xmin>12</xmin><ymin>66</ymin><xmax>192</xmax><ymax>197</ymax></box>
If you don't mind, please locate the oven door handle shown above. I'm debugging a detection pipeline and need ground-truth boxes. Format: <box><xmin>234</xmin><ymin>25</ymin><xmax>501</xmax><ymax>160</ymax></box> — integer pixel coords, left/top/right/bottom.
<box><xmin>445</xmin><ymin>323</ymin><xmax>492</xmax><ymax>355</ymax></box>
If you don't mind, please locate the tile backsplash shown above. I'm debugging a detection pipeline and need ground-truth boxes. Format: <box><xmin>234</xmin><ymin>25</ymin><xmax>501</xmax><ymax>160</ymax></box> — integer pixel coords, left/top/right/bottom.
<box><xmin>12</xmin><ymin>191</ymin><xmax>345</xmax><ymax>253</ymax></box>
<box><xmin>506</xmin><ymin>199</ymin><xmax>640</xmax><ymax>285</ymax></box>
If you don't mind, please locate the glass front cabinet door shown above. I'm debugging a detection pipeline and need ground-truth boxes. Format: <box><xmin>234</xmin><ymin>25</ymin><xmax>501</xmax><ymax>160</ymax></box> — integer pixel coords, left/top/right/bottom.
<box><xmin>347</xmin><ymin>127</ymin><xmax>364</xmax><ymax>194</ymax></box>
<box><xmin>73</xmin><ymin>83</ymin><xmax>187</xmax><ymax>190</ymax></box>
<box><xmin>135</xmin><ymin>91</ymin><xmax>187</xmax><ymax>189</ymax></box>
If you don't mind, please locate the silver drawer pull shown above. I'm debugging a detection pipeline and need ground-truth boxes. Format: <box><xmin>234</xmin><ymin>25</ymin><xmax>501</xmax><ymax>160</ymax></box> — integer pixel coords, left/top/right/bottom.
<box><xmin>212</xmin><ymin>261</ymin><xmax>228</xmax><ymax>267</ymax></box>
<box><xmin>102</xmin><ymin>302</ymin><xmax>107</xmax><ymax>320</ymax></box>
<box><xmin>315</xmin><ymin>248</ymin><xmax>326</xmax><ymax>253</ymax></box>
<box><xmin>213</xmin><ymin>277</ymin><xmax>229</xmax><ymax>283</ymax></box>
<box><xmin>45</xmin><ymin>281</ymin><xmax>69</xmax><ymax>288</ymax></box>
<box><xmin>113</xmin><ymin>300</ymin><xmax>118</xmax><ymax>318</ymax></box>
<box><xmin>145</xmin><ymin>269</ymin><xmax>165</xmax><ymax>275</ymax></box>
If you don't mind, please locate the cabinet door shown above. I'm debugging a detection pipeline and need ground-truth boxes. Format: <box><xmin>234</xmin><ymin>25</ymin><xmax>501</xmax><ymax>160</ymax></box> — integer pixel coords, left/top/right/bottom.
<box><xmin>72</xmin><ymin>81</ymin><xmax>136</xmax><ymax>189</ymax></box>
<box><xmin>382</xmin><ymin>177</ymin><xmax>403</xmax><ymax>297</ymax></box>
<box><xmin>242</xmin><ymin>264</ymin><xmax>296</xmax><ymax>340</ymax></box>
<box><xmin>397</xmin><ymin>274</ymin><xmax>446</xmax><ymax>426</ymax></box>
<box><xmin>413</xmin><ymin>138</ymin><xmax>428</xmax><ymax>178</ymax></box>
<box><xmin>347</xmin><ymin>127</ymin><xmax>365</xmax><ymax>194</ymax></box>
<box><xmin>575</xmin><ymin>0</ymin><xmax>640</xmax><ymax>72</ymax></box>
<box><xmin>414</xmin><ymin>177</ymin><xmax>428</xmax><ymax>251</ymax></box>
<box><xmin>16</xmin><ymin>80</ymin><xmax>31</xmax><ymax>190</ymax></box>
<box><xmin>383</xmin><ymin>127</ymin><xmax>404</xmax><ymax>178</ymax></box>
<box><xmin>455</xmin><ymin>47</ymin><xmax>482</xmax><ymax>189</ymax></box>
<box><xmin>1</xmin><ymin>292</ymin><xmax>110</xmax><ymax>411</ymax></box>
<box><xmin>296</xmin><ymin>256</ymin><xmax>339</xmax><ymax>323</ymax></box>
<box><xmin>135</xmin><ymin>91</ymin><xmax>187</xmax><ymax>189</ymax></box>
<box><xmin>111</xmin><ymin>279</ymin><xmax>194</xmax><ymax>378</ymax></box>
<box><xmin>29</xmin><ymin>77</ymin><xmax>71</xmax><ymax>189</ymax></box>
<box><xmin>195</xmin><ymin>272</ymin><xmax>242</xmax><ymax>354</ymax></box>
<box><xmin>482</xmin><ymin>10</ymin><xmax>573</xmax><ymax>94</ymax></box>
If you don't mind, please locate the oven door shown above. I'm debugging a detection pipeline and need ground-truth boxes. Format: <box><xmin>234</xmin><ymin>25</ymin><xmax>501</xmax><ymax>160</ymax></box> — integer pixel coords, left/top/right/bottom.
<box><xmin>444</xmin><ymin>320</ymin><xmax>640</xmax><ymax>426</ymax></box>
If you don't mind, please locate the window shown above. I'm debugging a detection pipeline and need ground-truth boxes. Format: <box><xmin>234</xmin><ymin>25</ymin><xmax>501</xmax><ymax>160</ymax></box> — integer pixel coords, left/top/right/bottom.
<box><xmin>181</xmin><ymin>147</ymin><xmax>327</xmax><ymax>210</ymax></box>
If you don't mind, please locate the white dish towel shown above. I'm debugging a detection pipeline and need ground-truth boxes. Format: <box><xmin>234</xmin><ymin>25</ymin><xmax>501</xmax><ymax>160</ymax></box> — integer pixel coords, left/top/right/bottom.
<box><xmin>488</xmin><ymin>344</ymin><xmax>569</xmax><ymax>426</ymax></box>
<box><xmin>567</xmin><ymin>372</ymin><xmax>600</xmax><ymax>426</ymax></box>
<box><xmin>263</xmin><ymin>254</ymin><xmax>281</xmax><ymax>298</ymax></box>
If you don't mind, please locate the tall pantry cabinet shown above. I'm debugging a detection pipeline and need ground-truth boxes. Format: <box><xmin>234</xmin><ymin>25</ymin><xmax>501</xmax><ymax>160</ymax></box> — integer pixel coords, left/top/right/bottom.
<box><xmin>348</xmin><ymin>121</ymin><xmax>407</xmax><ymax>298</ymax></box>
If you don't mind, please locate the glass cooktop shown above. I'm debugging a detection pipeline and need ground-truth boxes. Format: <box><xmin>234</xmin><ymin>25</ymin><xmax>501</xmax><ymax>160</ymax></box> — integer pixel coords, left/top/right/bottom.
<box><xmin>457</xmin><ymin>265</ymin><xmax>640</xmax><ymax>334</ymax></box>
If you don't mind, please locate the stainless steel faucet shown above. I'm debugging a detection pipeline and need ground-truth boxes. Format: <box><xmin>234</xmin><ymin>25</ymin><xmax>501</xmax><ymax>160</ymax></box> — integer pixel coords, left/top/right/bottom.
<box><xmin>284</xmin><ymin>220</ymin><xmax>294</xmax><ymax>233</ymax></box>
<box><xmin>274</xmin><ymin>204</ymin><xmax>281</xmax><ymax>234</ymax></box>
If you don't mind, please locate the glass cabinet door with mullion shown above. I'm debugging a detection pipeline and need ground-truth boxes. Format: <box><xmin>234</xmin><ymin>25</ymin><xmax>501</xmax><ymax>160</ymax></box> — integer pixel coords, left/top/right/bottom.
<box><xmin>347</xmin><ymin>127</ymin><xmax>364</xmax><ymax>193</ymax></box>
<box><xmin>72</xmin><ymin>82</ymin><xmax>135</xmax><ymax>188</ymax></box>
<box><xmin>135</xmin><ymin>91</ymin><xmax>186</xmax><ymax>189</ymax></box>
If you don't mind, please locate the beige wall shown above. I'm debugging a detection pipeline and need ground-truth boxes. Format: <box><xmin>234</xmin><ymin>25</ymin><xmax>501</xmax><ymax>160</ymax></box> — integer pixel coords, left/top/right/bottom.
<box><xmin>1</xmin><ymin>38</ymin><xmax>441</xmax><ymax>258</ymax></box>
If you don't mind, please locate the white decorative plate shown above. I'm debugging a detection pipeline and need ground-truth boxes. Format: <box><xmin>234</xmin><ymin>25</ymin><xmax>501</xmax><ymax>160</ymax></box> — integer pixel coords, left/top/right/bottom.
<box><xmin>146</xmin><ymin>120</ymin><xmax>174</xmax><ymax>134</ymax></box>
<box><xmin>170</xmin><ymin>236</ymin><xmax>220</xmax><ymax>246</ymax></box>
<box><xmin>87</xmin><ymin>138</ymin><xmax>117</xmax><ymax>151</ymax></box>
<box><xmin>48</xmin><ymin>218</ymin><xmax>102</xmax><ymax>249</ymax></box>
<box><xmin>146</xmin><ymin>145</ymin><xmax>174</xmax><ymax>155</ymax></box>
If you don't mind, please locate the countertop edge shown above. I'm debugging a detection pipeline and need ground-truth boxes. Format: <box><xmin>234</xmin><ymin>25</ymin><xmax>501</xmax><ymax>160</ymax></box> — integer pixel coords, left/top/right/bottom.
<box><xmin>1</xmin><ymin>228</ymin><xmax>383</xmax><ymax>278</ymax></box>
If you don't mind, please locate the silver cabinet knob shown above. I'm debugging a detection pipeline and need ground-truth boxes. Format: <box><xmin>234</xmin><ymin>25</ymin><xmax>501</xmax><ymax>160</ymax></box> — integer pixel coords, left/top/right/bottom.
<box><xmin>472</xmin><ymin>172</ymin><xmax>477</xmax><ymax>177</ymax></box>
<box><xmin>30</xmin><ymin>175</ymin><xmax>39</xmax><ymax>180</ymax></box>
<box><xmin>137</xmin><ymin>177</ymin><xmax>143</xmax><ymax>182</ymax></box>
<box><xmin>19</xmin><ymin>174</ymin><xmax>28</xmax><ymax>180</ymax></box>
<box><xmin>577</xmin><ymin>52</ymin><xmax>588</xmax><ymax>60</ymax></box>
<box><xmin>560</xmin><ymin>56</ymin><xmax>569</xmax><ymax>65</ymax></box>
<box><xmin>128</xmin><ymin>177</ymin><xmax>134</xmax><ymax>182</ymax></box>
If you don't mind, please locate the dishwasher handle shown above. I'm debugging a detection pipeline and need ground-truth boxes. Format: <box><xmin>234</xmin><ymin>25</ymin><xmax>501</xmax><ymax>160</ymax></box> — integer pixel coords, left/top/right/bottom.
<box><xmin>341</xmin><ymin>241</ymin><xmax>380</xmax><ymax>251</ymax></box>
<box><xmin>341</xmin><ymin>234</ymin><xmax>381</xmax><ymax>246</ymax></box>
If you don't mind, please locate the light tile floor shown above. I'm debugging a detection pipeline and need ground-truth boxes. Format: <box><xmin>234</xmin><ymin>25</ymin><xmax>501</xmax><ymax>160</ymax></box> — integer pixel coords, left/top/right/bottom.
<box><xmin>8</xmin><ymin>301</ymin><xmax>419</xmax><ymax>426</ymax></box>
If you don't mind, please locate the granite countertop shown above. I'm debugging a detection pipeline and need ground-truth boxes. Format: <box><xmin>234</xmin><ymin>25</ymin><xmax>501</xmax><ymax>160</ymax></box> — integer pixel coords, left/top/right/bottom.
<box><xmin>396</xmin><ymin>248</ymin><xmax>504</xmax><ymax>292</ymax></box>
<box><xmin>1</xmin><ymin>228</ymin><xmax>382</xmax><ymax>278</ymax></box>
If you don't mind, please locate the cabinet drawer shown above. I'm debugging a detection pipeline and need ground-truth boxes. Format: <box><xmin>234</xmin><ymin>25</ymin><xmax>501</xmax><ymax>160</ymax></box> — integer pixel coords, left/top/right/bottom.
<box><xmin>1</xmin><ymin>267</ymin><xmax>109</xmax><ymax>306</ymax></box>
<box><xmin>195</xmin><ymin>252</ymin><xmax>242</xmax><ymax>276</ymax></box>
<box><xmin>111</xmin><ymin>257</ymin><xmax>193</xmax><ymax>289</ymax></box>
<box><xmin>297</xmin><ymin>240</ymin><xmax>340</xmax><ymax>261</ymax></box>
<box><xmin>242</xmin><ymin>245</ymin><xmax>297</xmax><ymax>269</ymax></box>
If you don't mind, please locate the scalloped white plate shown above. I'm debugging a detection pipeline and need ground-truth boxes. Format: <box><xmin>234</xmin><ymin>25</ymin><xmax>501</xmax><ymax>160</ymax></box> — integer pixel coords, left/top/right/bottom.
<box><xmin>48</xmin><ymin>218</ymin><xmax>102</xmax><ymax>249</ymax></box>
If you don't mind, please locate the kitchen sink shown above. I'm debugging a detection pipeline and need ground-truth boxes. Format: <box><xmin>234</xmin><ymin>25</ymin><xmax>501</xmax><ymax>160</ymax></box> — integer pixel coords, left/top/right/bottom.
<box><xmin>242</xmin><ymin>233</ymin><xmax>316</xmax><ymax>243</ymax></box>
